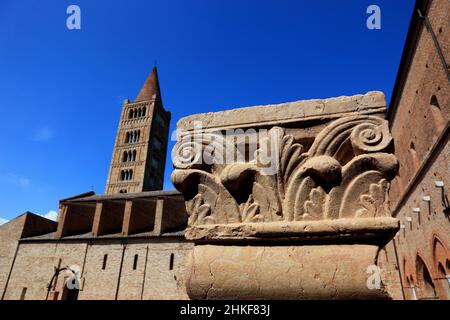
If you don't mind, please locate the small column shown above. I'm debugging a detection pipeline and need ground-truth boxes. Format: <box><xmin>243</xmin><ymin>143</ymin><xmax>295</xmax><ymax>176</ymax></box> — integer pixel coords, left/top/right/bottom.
<box><xmin>92</xmin><ymin>202</ymin><xmax>104</xmax><ymax>237</ymax></box>
<box><xmin>121</xmin><ymin>200</ymin><xmax>134</xmax><ymax>236</ymax></box>
<box><xmin>153</xmin><ymin>199</ymin><xmax>164</xmax><ymax>236</ymax></box>
<box><xmin>55</xmin><ymin>205</ymin><xmax>68</xmax><ymax>239</ymax></box>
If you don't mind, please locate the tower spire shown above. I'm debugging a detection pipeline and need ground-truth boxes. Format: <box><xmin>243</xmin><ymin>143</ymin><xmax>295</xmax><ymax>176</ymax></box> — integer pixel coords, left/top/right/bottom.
<box><xmin>135</xmin><ymin>66</ymin><xmax>161</xmax><ymax>102</ymax></box>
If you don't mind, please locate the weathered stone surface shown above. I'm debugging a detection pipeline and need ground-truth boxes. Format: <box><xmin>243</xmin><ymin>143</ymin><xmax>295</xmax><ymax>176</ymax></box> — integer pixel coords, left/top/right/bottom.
<box><xmin>186</xmin><ymin>244</ymin><xmax>389</xmax><ymax>300</ymax></box>
<box><xmin>172</xmin><ymin>91</ymin><xmax>400</xmax><ymax>299</ymax></box>
<box><xmin>177</xmin><ymin>91</ymin><xmax>386</xmax><ymax>131</ymax></box>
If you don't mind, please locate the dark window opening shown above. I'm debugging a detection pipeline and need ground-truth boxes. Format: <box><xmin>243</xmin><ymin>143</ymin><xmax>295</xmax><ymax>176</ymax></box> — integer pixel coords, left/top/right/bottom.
<box><xmin>133</xmin><ymin>254</ymin><xmax>138</xmax><ymax>270</ymax></box>
<box><xmin>102</xmin><ymin>254</ymin><xmax>108</xmax><ymax>270</ymax></box>
<box><xmin>169</xmin><ymin>253</ymin><xmax>174</xmax><ymax>270</ymax></box>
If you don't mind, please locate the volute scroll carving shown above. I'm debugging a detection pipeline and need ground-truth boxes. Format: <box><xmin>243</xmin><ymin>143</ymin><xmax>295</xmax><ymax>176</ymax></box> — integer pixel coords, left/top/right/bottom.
<box><xmin>172</xmin><ymin>99</ymin><xmax>399</xmax><ymax>241</ymax></box>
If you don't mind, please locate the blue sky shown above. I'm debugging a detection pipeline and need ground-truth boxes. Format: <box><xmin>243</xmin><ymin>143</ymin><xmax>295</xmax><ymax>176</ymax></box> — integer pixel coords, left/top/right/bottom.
<box><xmin>0</xmin><ymin>0</ymin><xmax>415</xmax><ymax>222</ymax></box>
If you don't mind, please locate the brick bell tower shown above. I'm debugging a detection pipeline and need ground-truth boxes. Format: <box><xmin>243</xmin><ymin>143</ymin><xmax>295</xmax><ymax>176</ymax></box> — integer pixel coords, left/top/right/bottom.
<box><xmin>105</xmin><ymin>67</ymin><xmax>170</xmax><ymax>194</ymax></box>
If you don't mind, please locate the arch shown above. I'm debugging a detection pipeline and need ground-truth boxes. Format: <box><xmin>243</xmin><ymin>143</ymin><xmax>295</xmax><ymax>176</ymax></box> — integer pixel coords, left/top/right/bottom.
<box><xmin>122</xmin><ymin>151</ymin><xmax>128</xmax><ymax>162</ymax></box>
<box><xmin>416</xmin><ymin>255</ymin><xmax>437</xmax><ymax>299</ymax></box>
<box><xmin>430</xmin><ymin>95</ymin><xmax>444</xmax><ymax>133</ymax></box>
<box><xmin>133</xmin><ymin>109</ymin><xmax>137</xmax><ymax>118</ymax></box>
<box><xmin>45</xmin><ymin>266</ymin><xmax>80</xmax><ymax>301</ymax></box>
<box><xmin>132</xmin><ymin>150</ymin><xmax>137</xmax><ymax>162</ymax></box>
<box><xmin>128</xmin><ymin>109</ymin><xmax>133</xmax><ymax>119</ymax></box>
<box><xmin>120</xmin><ymin>170</ymin><xmax>125</xmax><ymax>180</ymax></box>
<box><xmin>129</xmin><ymin>170</ymin><xmax>133</xmax><ymax>180</ymax></box>
<box><xmin>432</xmin><ymin>236</ymin><xmax>449</xmax><ymax>266</ymax></box>
<box><xmin>138</xmin><ymin>108</ymin><xmax>142</xmax><ymax>117</ymax></box>
<box><xmin>125</xmin><ymin>132</ymin><xmax>130</xmax><ymax>143</ymax></box>
<box><xmin>137</xmin><ymin>130</ymin><xmax>140</xmax><ymax>142</ymax></box>
<box><xmin>142</xmin><ymin>106</ymin><xmax>146</xmax><ymax>117</ymax></box>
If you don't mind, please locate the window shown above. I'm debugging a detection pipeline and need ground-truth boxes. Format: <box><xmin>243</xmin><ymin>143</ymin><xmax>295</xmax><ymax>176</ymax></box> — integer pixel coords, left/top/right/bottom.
<box><xmin>142</xmin><ymin>106</ymin><xmax>146</xmax><ymax>117</ymax></box>
<box><xmin>128</xmin><ymin>109</ymin><xmax>133</xmax><ymax>119</ymax></box>
<box><xmin>122</xmin><ymin>151</ymin><xmax>128</xmax><ymax>162</ymax></box>
<box><xmin>119</xmin><ymin>189</ymin><xmax>127</xmax><ymax>193</ymax></box>
<box><xmin>132</xmin><ymin>150</ymin><xmax>137</xmax><ymax>162</ymax></box>
<box><xmin>133</xmin><ymin>254</ymin><xmax>138</xmax><ymax>270</ymax></box>
<box><xmin>102</xmin><ymin>254</ymin><xmax>108</xmax><ymax>270</ymax></box>
<box><xmin>169</xmin><ymin>253</ymin><xmax>174</xmax><ymax>270</ymax></box>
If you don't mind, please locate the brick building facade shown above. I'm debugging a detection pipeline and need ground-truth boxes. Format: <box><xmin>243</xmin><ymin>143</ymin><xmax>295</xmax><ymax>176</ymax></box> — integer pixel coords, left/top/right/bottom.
<box><xmin>382</xmin><ymin>0</ymin><xmax>450</xmax><ymax>300</ymax></box>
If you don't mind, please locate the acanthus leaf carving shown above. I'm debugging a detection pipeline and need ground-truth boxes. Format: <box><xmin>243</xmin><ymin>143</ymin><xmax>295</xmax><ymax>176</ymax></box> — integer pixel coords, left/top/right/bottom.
<box><xmin>355</xmin><ymin>179</ymin><xmax>390</xmax><ymax>218</ymax></box>
<box><xmin>172</xmin><ymin>114</ymin><xmax>398</xmax><ymax>230</ymax></box>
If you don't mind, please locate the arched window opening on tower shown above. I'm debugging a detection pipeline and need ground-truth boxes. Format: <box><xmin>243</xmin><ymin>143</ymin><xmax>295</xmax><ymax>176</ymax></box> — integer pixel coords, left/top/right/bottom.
<box><xmin>120</xmin><ymin>170</ymin><xmax>133</xmax><ymax>181</ymax></box>
<box><xmin>138</xmin><ymin>108</ymin><xmax>142</xmax><ymax>117</ymax></box>
<box><xmin>125</xmin><ymin>132</ymin><xmax>130</xmax><ymax>143</ymax></box>
<box><xmin>142</xmin><ymin>106</ymin><xmax>146</xmax><ymax>117</ymax></box>
<box><xmin>128</xmin><ymin>109</ymin><xmax>133</xmax><ymax>119</ymax></box>
<box><xmin>122</xmin><ymin>151</ymin><xmax>128</xmax><ymax>162</ymax></box>
<box><xmin>132</xmin><ymin>150</ymin><xmax>137</xmax><ymax>162</ymax></box>
<box><xmin>430</xmin><ymin>95</ymin><xmax>444</xmax><ymax>133</ymax></box>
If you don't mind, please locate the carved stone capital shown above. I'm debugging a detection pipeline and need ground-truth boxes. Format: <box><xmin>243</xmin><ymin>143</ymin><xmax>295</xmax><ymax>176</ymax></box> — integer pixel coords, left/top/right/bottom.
<box><xmin>172</xmin><ymin>92</ymin><xmax>400</xmax><ymax>299</ymax></box>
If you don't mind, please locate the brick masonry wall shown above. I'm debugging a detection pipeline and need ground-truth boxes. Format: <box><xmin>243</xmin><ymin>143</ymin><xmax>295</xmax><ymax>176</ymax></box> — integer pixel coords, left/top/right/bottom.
<box><xmin>386</xmin><ymin>0</ymin><xmax>450</xmax><ymax>300</ymax></box>
<box><xmin>0</xmin><ymin>215</ymin><xmax>26</xmax><ymax>299</ymax></box>
<box><xmin>3</xmin><ymin>238</ymin><xmax>193</xmax><ymax>300</ymax></box>
<box><xmin>386</xmin><ymin>140</ymin><xmax>450</xmax><ymax>300</ymax></box>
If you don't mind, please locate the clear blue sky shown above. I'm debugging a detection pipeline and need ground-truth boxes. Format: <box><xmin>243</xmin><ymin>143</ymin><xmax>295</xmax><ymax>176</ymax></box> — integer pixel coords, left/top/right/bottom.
<box><xmin>0</xmin><ymin>0</ymin><xmax>415</xmax><ymax>221</ymax></box>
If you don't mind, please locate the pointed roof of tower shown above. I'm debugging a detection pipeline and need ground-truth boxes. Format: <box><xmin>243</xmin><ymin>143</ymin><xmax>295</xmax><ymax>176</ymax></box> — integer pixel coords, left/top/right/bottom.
<box><xmin>135</xmin><ymin>66</ymin><xmax>161</xmax><ymax>102</ymax></box>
